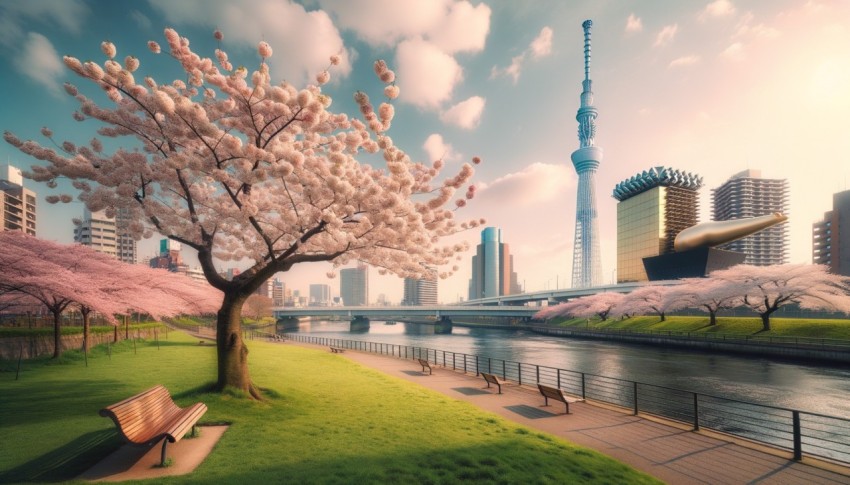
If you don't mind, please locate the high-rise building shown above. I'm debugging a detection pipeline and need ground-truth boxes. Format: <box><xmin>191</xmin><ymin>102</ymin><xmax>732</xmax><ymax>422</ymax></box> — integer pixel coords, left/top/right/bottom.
<box><xmin>1</xmin><ymin>164</ymin><xmax>36</xmax><ymax>235</ymax></box>
<box><xmin>403</xmin><ymin>273</ymin><xmax>438</xmax><ymax>306</ymax></box>
<box><xmin>614</xmin><ymin>167</ymin><xmax>703</xmax><ymax>282</ymax></box>
<box><xmin>254</xmin><ymin>279</ymin><xmax>272</xmax><ymax>298</ymax></box>
<box><xmin>150</xmin><ymin>239</ymin><xmax>188</xmax><ymax>273</ymax></box>
<box><xmin>115</xmin><ymin>208</ymin><xmax>137</xmax><ymax>264</ymax></box>
<box><xmin>712</xmin><ymin>169</ymin><xmax>789</xmax><ymax>266</ymax></box>
<box><xmin>340</xmin><ymin>266</ymin><xmax>368</xmax><ymax>306</ymax></box>
<box><xmin>74</xmin><ymin>209</ymin><xmax>118</xmax><ymax>258</ymax></box>
<box><xmin>272</xmin><ymin>278</ymin><xmax>285</xmax><ymax>306</ymax></box>
<box><xmin>570</xmin><ymin>20</ymin><xmax>603</xmax><ymax>288</ymax></box>
<box><xmin>468</xmin><ymin>227</ymin><xmax>521</xmax><ymax>300</ymax></box>
<box><xmin>813</xmin><ymin>189</ymin><xmax>850</xmax><ymax>276</ymax></box>
<box><xmin>309</xmin><ymin>284</ymin><xmax>331</xmax><ymax>306</ymax></box>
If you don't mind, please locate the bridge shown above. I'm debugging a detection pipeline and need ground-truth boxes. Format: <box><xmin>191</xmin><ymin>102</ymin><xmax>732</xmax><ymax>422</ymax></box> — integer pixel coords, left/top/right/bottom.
<box><xmin>460</xmin><ymin>280</ymin><xmax>680</xmax><ymax>306</ymax></box>
<box><xmin>273</xmin><ymin>305</ymin><xmax>539</xmax><ymax>332</ymax></box>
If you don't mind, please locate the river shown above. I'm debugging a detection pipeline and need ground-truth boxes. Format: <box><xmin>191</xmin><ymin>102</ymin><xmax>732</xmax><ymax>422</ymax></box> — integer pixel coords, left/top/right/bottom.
<box><xmin>284</xmin><ymin>320</ymin><xmax>850</xmax><ymax>417</ymax></box>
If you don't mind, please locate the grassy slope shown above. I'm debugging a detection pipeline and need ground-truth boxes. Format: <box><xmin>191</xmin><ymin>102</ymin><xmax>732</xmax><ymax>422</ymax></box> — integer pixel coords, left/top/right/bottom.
<box><xmin>555</xmin><ymin>315</ymin><xmax>850</xmax><ymax>340</ymax></box>
<box><xmin>0</xmin><ymin>322</ymin><xmax>164</xmax><ymax>338</ymax></box>
<box><xmin>0</xmin><ymin>331</ymin><xmax>659</xmax><ymax>484</ymax></box>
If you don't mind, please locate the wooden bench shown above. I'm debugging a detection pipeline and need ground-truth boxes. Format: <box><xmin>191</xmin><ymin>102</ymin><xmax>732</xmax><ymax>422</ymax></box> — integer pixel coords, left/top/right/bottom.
<box><xmin>480</xmin><ymin>372</ymin><xmax>505</xmax><ymax>394</ymax></box>
<box><xmin>329</xmin><ymin>346</ymin><xmax>345</xmax><ymax>353</ymax></box>
<box><xmin>537</xmin><ymin>383</ymin><xmax>579</xmax><ymax>414</ymax></box>
<box><xmin>99</xmin><ymin>385</ymin><xmax>207</xmax><ymax>465</ymax></box>
<box><xmin>417</xmin><ymin>358</ymin><xmax>432</xmax><ymax>375</ymax></box>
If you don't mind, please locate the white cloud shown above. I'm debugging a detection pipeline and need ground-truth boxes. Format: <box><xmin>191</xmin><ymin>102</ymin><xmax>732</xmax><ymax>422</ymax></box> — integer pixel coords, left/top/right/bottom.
<box><xmin>422</xmin><ymin>134</ymin><xmax>460</xmax><ymax>163</ymax></box>
<box><xmin>318</xmin><ymin>0</ymin><xmax>448</xmax><ymax>47</ymax></box>
<box><xmin>0</xmin><ymin>0</ymin><xmax>88</xmax><ymax>47</ymax></box>
<box><xmin>396</xmin><ymin>38</ymin><xmax>463</xmax><ymax>109</ymax></box>
<box><xmin>428</xmin><ymin>1</ymin><xmax>491</xmax><ymax>54</ymax></box>
<box><xmin>440</xmin><ymin>96</ymin><xmax>486</xmax><ymax>129</ymax></box>
<box><xmin>148</xmin><ymin>0</ymin><xmax>352</xmax><ymax>85</ymax></box>
<box><xmin>625</xmin><ymin>14</ymin><xmax>643</xmax><ymax>33</ymax></box>
<box><xmin>491</xmin><ymin>26</ymin><xmax>553</xmax><ymax>84</ymax></box>
<box><xmin>14</xmin><ymin>32</ymin><xmax>63</xmax><ymax>96</ymax></box>
<box><xmin>476</xmin><ymin>163</ymin><xmax>573</xmax><ymax>208</ymax></box>
<box><xmin>131</xmin><ymin>10</ymin><xmax>152</xmax><ymax>30</ymax></box>
<box><xmin>654</xmin><ymin>24</ymin><xmax>678</xmax><ymax>47</ymax></box>
<box><xmin>720</xmin><ymin>42</ymin><xmax>745</xmax><ymax>61</ymax></box>
<box><xmin>529</xmin><ymin>26</ymin><xmax>553</xmax><ymax>59</ymax></box>
<box><xmin>701</xmin><ymin>0</ymin><xmax>736</xmax><ymax>19</ymax></box>
<box><xmin>668</xmin><ymin>55</ymin><xmax>701</xmax><ymax>68</ymax></box>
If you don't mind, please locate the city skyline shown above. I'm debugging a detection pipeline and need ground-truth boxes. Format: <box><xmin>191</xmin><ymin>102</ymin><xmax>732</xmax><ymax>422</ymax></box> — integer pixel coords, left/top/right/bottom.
<box><xmin>1</xmin><ymin>1</ymin><xmax>849</xmax><ymax>302</ymax></box>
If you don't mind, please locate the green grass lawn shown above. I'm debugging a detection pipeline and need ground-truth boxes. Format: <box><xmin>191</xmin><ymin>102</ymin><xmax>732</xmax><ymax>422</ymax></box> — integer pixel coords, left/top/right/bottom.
<box><xmin>554</xmin><ymin>315</ymin><xmax>850</xmax><ymax>340</ymax></box>
<box><xmin>0</xmin><ymin>331</ymin><xmax>659</xmax><ymax>484</ymax></box>
<box><xmin>0</xmin><ymin>322</ymin><xmax>164</xmax><ymax>338</ymax></box>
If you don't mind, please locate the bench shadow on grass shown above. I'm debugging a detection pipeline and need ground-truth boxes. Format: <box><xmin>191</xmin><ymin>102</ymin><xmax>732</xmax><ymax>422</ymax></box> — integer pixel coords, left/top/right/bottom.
<box><xmin>0</xmin><ymin>428</ymin><xmax>120</xmax><ymax>483</ymax></box>
<box><xmin>0</xmin><ymin>379</ymin><xmax>124</xmax><ymax>427</ymax></box>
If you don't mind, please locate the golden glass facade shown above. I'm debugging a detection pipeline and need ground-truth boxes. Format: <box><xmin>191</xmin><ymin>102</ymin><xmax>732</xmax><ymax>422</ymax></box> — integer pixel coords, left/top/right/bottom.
<box><xmin>617</xmin><ymin>187</ymin><xmax>665</xmax><ymax>282</ymax></box>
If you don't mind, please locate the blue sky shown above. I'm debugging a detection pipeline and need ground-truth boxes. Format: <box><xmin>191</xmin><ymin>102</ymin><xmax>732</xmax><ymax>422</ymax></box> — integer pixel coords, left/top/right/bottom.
<box><xmin>2</xmin><ymin>0</ymin><xmax>849</xmax><ymax>303</ymax></box>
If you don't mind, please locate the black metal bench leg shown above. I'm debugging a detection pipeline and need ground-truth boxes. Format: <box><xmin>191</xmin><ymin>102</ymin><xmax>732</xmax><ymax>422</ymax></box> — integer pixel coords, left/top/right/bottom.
<box><xmin>160</xmin><ymin>439</ymin><xmax>168</xmax><ymax>466</ymax></box>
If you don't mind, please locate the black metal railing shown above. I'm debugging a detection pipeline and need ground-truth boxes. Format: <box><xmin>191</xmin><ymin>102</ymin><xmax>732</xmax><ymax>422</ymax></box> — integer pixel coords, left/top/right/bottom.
<box><xmin>276</xmin><ymin>332</ymin><xmax>850</xmax><ymax>465</ymax></box>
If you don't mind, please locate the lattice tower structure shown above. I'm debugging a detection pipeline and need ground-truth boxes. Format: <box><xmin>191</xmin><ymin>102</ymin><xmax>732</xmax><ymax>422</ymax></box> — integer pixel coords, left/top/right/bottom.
<box><xmin>570</xmin><ymin>19</ymin><xmax>603</xmax><ymax>288</ymax></box>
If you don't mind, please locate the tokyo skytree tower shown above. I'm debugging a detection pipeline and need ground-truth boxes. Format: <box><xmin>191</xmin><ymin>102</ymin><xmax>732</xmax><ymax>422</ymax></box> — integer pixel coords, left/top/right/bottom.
<box><xmin>570</xmin><ymin>20</ymin><xmax>603</xmax><ymax>288</ymax></box>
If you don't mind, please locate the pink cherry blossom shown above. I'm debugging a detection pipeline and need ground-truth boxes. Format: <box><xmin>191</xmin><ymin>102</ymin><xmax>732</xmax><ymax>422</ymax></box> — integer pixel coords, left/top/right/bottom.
<box><xmin>258</xmin><ymin>41</ymin><xmax>273</xmax><ymax>58</ymax></box>
<box><xmin>214</xmin><ymin>30</ymin><xmax>224</xmax><ymax>41</ymax></box>
<box><xmin>101</xmin><ymin>41</ymin><xmax>116</xmax><ymax>59</ymax></box>
<box><xmin>383</xmin><ymin>85</ymin><xmax>399</xmax><ymax>99</ymax></box>
<box><xmin>330</xmin><ymin>54</ymin><xmax>340</xmax><ymax>66</ymax></box>
<box><xmin>124</xmin><ymin>55</ymin><xmax>139</xmax><ymax>72</ymax></box>
<box><xmin>316</xmin><ymin>70</ymin><xmax>330</xmax><ymax>85</ymax></box>
<box><xmin>148</xmin><ymin>41</ymin><xmax>161</xmax><ymax>54</ymax></box>
<box><xmin>40</xmin><ymin>127</ymin><xmax>52</xmax><ymax>137</ymax></box>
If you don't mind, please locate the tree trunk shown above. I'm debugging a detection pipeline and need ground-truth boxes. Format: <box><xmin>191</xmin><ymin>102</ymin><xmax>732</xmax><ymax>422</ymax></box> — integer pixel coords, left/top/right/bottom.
<box><xmin>659</xmin><ymin>312</ymin><xmax>666</xmax><ymax>322</ymax></box>
<box><xmin>216</xmin><ymin>292</ymin><xmax>259</xmax><ymax>398</ymax></box>
<box><xmin>52</xmin><ymin>311</ymin><xmax>62</xmax><ymax>359</ymax></box>
<box><xmin>709</xmin><ymin>310</ymin><xmax>717</xmax><ymax>326</ymax></box>
<box><xmin>760</xmin><ymin>312</ymin><xmax>771</xmax><ymax>331</ymax></box>
<box><xmin>82</xmin><ymin>310</ymin><xmax>91</xmax><ymax>351</ymax></box>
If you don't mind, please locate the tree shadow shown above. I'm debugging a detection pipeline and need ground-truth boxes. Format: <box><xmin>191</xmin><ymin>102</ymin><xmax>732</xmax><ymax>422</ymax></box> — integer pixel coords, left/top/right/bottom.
<box><xmin>0</xmin><ymin>429</ymin><xmax>120</xmax><ymax>483</ymax></box>
<box><xmin>0</xmin><ymin>378</ymin><xmax>124</xmax><ymax>427</ymax></box>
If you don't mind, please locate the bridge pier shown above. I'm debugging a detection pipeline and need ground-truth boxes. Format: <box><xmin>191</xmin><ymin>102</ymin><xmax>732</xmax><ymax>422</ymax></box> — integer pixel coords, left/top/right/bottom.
<box><xmin>434</xmin><ymin>316</ymin><xmax>453</xmax><ymax>334</ymax></box>
<box><xmin>350</xmin><ymin>316</ymin><xmax>370</xmax><ymax>332</ymax></box>
<box><xmin>276</xmin><ymin>317</ymin><xmax>301</xmax><ymax>331</ymax></box>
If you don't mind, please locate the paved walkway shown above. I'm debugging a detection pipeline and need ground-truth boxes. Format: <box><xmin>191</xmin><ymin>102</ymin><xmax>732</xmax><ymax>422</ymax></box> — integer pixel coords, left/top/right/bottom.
<box><xmin>291</xmin><ymin>341</ymin><xmax>850</xmax><ymax>485</ymax></box>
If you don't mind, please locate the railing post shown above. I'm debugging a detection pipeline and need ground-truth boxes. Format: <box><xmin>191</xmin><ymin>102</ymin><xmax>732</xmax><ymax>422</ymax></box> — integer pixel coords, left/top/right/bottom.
<box><xmin>633</xmin><ymin>382</ymin><xmax>639</xmax><ymax>415</ymax></box>
<box><xmin>502</xmin><ymin>360</ymin><xmax>506</xmax><ymax>380</ymax></box>
<box><xmin>557</xmin><ymin>369</ymin><xmax>561</xmax><ymax>389</ymax></box>
<box><xmin>693</xmin><ymin>394</ymin><xmax>700</xmax><ymax>431</ymax></box>
<box><xmin>488</xmin><ymin>357</ymin><xmax>492</xmax><ymax>374</ymax></box>
<box><xmin>464</xmin><ymin>354</ymin><xmax>468</xmax><ymax>374</ymax></box>
<box><xmin>518</xmin><ymin>363</ymin><xmax>522</xmax><ymax>385</ymax></box>
<box><xmin>536</xmin><ymin>365</ymin><xmax>540</xmax><ymax>384</ymax></box>
<box><xmin>793</xmin><ymin>411</ymin><xmax>802</xmax><ymax>461</ymax></box>
<box><xmin>581</xmin><ymin>373</ymin><xmax>586</xmax><ymax>400</ymax></box>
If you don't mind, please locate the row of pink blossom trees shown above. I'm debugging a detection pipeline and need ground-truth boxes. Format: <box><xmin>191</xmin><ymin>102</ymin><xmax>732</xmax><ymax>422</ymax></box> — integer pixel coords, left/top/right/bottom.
<box><xmin>535</xmin><ymin>264</ymin><xmax>850</xmax><ymax>331</ymax></box>
<box><xmin>4</xmin><ymin>29</ymin><xmax>482</xmax><ymax>397</ymax></box>
<box><xmin>0</xmin><ymin>231</ymin><xmax>220</xmax><ymax>358</ymax></box>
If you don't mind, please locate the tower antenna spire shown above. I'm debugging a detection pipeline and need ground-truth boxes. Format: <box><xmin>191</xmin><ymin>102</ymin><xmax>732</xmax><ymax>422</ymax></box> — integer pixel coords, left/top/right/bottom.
<box><xmin>570</xmin><ymin>19</ymin><xmax>603</xmax><ymax>288</ymax></box>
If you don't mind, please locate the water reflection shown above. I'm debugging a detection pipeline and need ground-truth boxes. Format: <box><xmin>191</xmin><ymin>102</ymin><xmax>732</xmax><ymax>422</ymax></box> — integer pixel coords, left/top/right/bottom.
<box><xmin>285</xmin><ymin>320</ymin><xmax>850</xmax><ymax>415</ymax></box>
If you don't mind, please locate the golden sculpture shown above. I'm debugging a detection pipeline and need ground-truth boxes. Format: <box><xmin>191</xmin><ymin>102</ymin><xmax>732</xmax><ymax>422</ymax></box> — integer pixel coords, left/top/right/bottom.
<box><xmin>673</xmin><ymin>213</ymin><xmax>788</xmax><ymax>252</ymax></box>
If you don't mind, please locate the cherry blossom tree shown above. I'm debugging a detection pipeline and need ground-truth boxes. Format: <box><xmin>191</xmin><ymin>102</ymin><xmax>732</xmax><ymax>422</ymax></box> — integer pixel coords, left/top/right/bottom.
<box><xmin>709</xmin><ymin>264</ymin><xmax>850</xmax><ymax>331</ymax></box>
<box><xmin>0</xmin><ymin>231</ymin><xmax>220</xmax><ymax>355</ymax></box>
<box><xmin>665</xmin><ymin>277</ymin><xmax>742</xmax><ymax>326</ymax></box>
<box><xmin>5</xmin><ymin>29</ymin><xmax>481</xmax><ymax>397</ymax></box>
<box><xmin>535</xmin><ymin>292</ymin><xmax>625</xmax><ymax>322</ymax></box>
<box><xmin>614</xmin><ymin>285</ymin><xmax>674</xmax><ymax>322</ymax></box>
<box><xmin>243</xmin><ymin>294</ymin><xmax>273</xmax><ymax>322</ymax></box>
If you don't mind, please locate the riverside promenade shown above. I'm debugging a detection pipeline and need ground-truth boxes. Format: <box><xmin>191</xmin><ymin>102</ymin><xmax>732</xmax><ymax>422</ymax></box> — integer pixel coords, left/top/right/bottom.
<box><xmin>289</xmin><ymin>340</ymin><xmax>850</xmax><ymax>485</ymax></box>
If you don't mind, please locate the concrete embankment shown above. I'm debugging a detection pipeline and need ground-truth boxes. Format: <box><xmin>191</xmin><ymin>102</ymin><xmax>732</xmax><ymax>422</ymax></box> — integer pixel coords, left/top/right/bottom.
<box><xmin>529</xmin><ymin>326</ymin><xmax>850</xmax><ymax>364</ymax></box>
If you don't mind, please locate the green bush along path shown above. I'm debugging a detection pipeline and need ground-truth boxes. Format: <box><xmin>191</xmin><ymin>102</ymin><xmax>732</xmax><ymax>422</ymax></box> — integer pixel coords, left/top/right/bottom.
<box><xmin>0</xmin><ymin>330</ymin><xmax>659</xmax><ymax>484</ymax></box>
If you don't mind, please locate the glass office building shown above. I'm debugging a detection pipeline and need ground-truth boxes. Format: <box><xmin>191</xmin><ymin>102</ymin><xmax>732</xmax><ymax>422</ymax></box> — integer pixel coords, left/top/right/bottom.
<box><xmin>468</xmin><ymin>227</ymin><xmax>521</xmax><ymax>300</ymax></box>
<box><xmin>614</xmin><ymin>167</ymin><xmax>703</xmax><ymax>282</ymax></box>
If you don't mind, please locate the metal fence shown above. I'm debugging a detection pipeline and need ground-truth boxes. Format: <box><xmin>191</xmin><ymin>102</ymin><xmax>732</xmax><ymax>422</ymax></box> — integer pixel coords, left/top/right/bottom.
<box><xmin>275</xmin><ymin>332</ymin><xmax>850</xmax><ymax>465</ymax></box>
